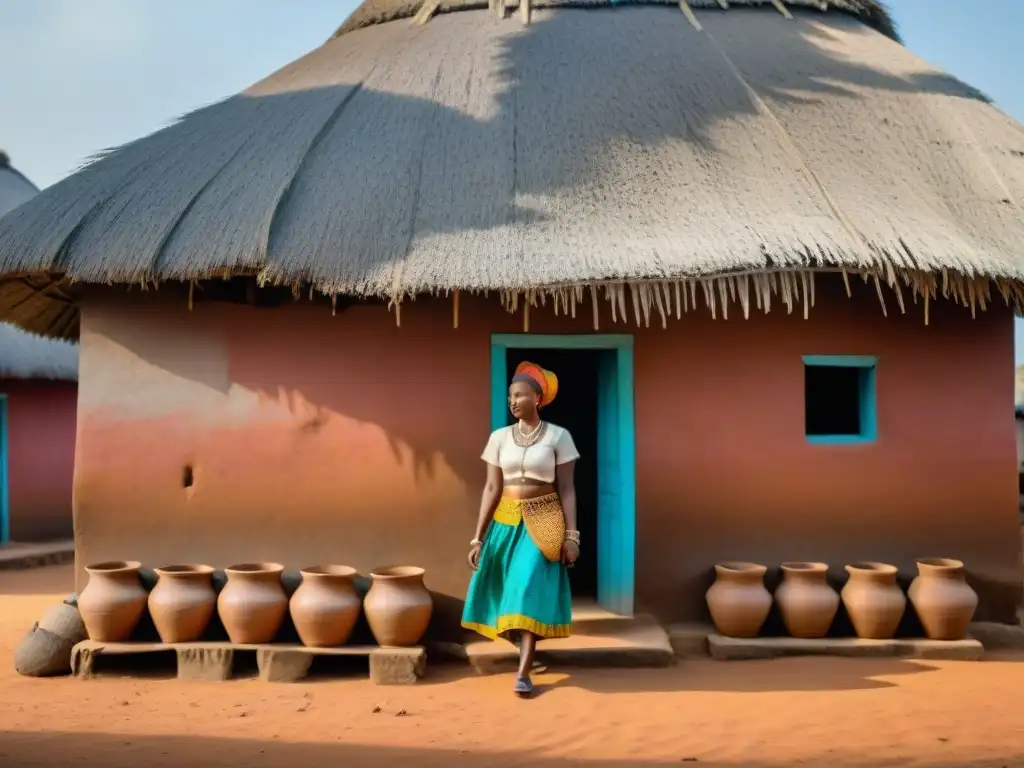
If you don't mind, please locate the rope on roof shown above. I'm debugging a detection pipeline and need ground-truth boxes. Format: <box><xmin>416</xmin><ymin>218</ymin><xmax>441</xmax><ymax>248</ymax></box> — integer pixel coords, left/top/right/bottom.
<box><xmin>679</xmin><ymin>1</ymin><xmax>703</xmax><ymax>30</ymax></box>
<box><xmin>412</xmin><ymin>0</ymin><xmax>442</xmax><ymax>24</ymax></box>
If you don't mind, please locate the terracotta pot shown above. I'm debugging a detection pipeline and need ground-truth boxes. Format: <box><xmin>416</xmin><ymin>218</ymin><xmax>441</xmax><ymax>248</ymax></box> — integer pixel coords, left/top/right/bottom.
<box><xmin>217</xmin><ymin>563</ymin><xmax>288</xmax><ymax>644</ymax></box>
<box><xmin>148</xmin><ymin>565</ymin><xmax>216</xmax><ymax>643</ymax></box>
<box><xmin>363</xmin><ymin>566</ymin><xmax>433</xmax><ymax>647</ymax></box>
<box><xmin>841</xmin><ymin>562</ymin><xmax>907</xmax><ymax>640</ymax></box>
<box><xmin>705</xmin><ymin>562</ymin><xmax>772</xmax><ymax>638</ymax></box>
<box><xmin>775</xmin><ymin>562</ymin><xmax>840</xmax><ymax>639</ymax></box>
<box><xmin>908</xmin><ymin>558</ymin><xmax>978</xmax><ymax>640</ymax></box>
<box><xmin>77</xmin><ymin>561</ymin><xmax>148</xmax><ymax>642</ymax></box>
<box><xmin>290</xmin><ymin>565</ymin><xmax>362</xmax><ymax>648</ymax></box>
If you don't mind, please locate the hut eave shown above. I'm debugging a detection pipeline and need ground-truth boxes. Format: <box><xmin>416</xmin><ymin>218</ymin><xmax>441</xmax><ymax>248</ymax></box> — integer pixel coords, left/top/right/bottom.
<box><xmin>3</xmin><ymin>259</ymin><xmax>1020</xmax><ymax>340</ymax></box>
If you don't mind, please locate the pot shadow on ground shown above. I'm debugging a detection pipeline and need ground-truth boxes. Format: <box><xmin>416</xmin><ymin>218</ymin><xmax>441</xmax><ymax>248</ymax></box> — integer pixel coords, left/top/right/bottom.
<box><xmin>0</xmin><ymin>730</ymin><xmax>1019</xmax><ymax>768</ymax></box>
<box><xmin>522</xmin><ymin>656</ymin><xmax>940</xmax><ymax>697</ymax></box>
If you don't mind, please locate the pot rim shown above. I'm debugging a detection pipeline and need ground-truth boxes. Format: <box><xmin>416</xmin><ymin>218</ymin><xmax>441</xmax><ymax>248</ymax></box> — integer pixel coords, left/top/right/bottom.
<box><xmin>781</xmin><ymin>561</ymin><xmax>828</xmax><ymax>573</ymax></box>
<box><xmin>300</xmin><ymin>565</ymin><xmax>358</xmax><ymax>578</ymax></box>
<box><xmin>224</xmin><ymin>562</ymin><xmax>285</xmax><ymax>575</ymax></box>
<box><xmin>845</xmin><ymin>561</ymin><xmax>898</xmax><ymax>575</ymax></box>
<box><xmin>370</xmin><ymin>565</ymin><xmax>426</xmax><ymax>580</ymax></box>
<box><xmin>915</xmin><ymin>557</ymin><xmax>964</xmax><ymax>570</ymax></box>
<box><xmin>85</xmin><ymin>560</ymin><xmax>142</xmax><ymax>574</ymax></box>
<box><xmin>714</xmin><ymin>561</ymin><xmax>767</xmax><ymax>574</ymax></box>
<box><xmin>155</xmin><ymin>564</ymin><xmax>215</xmax><ymax>576</ymax></box>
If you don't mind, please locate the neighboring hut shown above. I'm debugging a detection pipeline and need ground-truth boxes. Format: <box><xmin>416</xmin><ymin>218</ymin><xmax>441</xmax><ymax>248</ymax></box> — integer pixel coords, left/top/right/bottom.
<box><xmin>0</xmin><ymin>323</ymin><xmax>78</xmax><ymax>543</ymax></box>
<box><xmin>0</xmin><ymin>153</ymin><xmax>78</xmax><ymax>544</ymax></box>
<box><xmin>0</xmin><ymin>1</ymin><xmax>1021</xmax><ymax>629</ymax></box>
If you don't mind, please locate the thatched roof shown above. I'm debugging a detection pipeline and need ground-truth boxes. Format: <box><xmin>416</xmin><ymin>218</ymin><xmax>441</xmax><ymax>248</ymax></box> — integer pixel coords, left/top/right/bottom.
<box><xmin>0</xmin><ymin>322</ymin><xmax>78</xmax><ymax>381</ymax></box>
<box><xmin>1</xmin><ymin>0</ymin><xmax>1023</xmax><ymax>339</ymax></box>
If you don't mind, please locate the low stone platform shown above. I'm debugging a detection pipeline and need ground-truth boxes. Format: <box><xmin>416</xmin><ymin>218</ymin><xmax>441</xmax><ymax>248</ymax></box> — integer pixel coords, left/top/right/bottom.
<box><xmin>665</xmin><ymin>622</ymin><xmax>714</xmax><ymax>659</ymax></box>
<box><xmin>465</xmin><ymin>618</ymin><xmax>675</xmax><ymax>675</ymax></box>
<box><xmin>968</xmin><ymin>622</ymin><xmax>1024</xmax><ymax>652</ymax></box>
<box><xmin>70</xmin><ymin>640</ymin><xmax>426</xmax><ymax>684</ymax></box>
<box><xmin>0</xmin><ymin>540</ymin><xmax>75</xmax><ymax>570</ymax></box>
<box><xmin>708</xmin><ymin>634</ymin><xmax>984</xmax><ymax>661</ymax></box>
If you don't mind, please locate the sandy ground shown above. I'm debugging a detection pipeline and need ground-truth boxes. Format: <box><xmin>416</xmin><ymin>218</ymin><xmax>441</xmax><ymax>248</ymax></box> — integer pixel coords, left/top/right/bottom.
<box><xmin>1</xmin><ymin>565</ymin><xmax>1023</xmax><ymax>768</ymax></box>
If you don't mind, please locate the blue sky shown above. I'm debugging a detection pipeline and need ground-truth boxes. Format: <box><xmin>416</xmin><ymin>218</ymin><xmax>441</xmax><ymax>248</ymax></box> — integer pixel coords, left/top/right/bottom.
<box><xmin>1</xmin><ymin>0</ymin><xmax>1022</xmax><ymax>354</ymax></box>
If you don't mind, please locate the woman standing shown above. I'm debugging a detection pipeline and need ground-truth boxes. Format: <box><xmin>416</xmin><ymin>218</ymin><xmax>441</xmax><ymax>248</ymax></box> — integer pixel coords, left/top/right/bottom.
<box><xmin>461</xmin><ymin>361</ymin><xmax>581</xmax><ymax>697</ymax></box>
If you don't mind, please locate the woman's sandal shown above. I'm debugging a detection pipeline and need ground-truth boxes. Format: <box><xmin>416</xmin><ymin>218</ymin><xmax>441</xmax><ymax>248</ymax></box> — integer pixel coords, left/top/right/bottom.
<box><xmin>513</xmin><ymin>675</ymin><xmax>534</xmax><ymax>698</ymax></box>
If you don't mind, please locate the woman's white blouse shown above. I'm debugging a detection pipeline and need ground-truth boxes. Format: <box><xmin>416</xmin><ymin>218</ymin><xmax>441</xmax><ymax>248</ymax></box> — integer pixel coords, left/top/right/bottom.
<box><xmin>481</xmin><ymin>423</ymin><xmax>580</xmax><ymax>483</ymax></box>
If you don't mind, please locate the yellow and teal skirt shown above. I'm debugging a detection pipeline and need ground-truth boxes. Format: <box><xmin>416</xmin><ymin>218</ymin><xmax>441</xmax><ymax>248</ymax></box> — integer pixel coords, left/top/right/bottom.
<box><xmin>462</xmin><ymin>493</ymin><xmax>572</xmax><ymax>640</ymax></box>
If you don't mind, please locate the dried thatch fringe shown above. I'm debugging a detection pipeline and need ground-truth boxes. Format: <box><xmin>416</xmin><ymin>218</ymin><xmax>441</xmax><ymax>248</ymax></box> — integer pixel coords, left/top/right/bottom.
<box><xmin>164</xmin><ymin>263</ymin><xmax>1024</xmax><ymax>330</ymax></box>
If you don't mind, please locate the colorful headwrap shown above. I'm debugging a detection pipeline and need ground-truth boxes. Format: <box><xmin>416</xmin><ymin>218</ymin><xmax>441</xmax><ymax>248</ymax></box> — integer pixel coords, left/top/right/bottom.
<box><xmin>511</xmin><ymin>361</ymin><xmax>559</xmax><ymax>408</ymax></box>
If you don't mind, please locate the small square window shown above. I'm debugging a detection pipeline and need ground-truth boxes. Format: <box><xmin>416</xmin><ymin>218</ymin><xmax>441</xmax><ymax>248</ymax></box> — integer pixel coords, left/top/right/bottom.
<box><xmin>803</xmin><ymin>356</ymin><xmax>878</xmax><ymax>445</ymax></box>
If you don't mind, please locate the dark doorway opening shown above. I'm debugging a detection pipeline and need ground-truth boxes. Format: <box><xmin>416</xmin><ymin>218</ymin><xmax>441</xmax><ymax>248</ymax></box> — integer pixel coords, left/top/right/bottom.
<box><xmin>506</xmin><ymin>348</ymin><xmax>599</xmax><ymax>599</ymax></box>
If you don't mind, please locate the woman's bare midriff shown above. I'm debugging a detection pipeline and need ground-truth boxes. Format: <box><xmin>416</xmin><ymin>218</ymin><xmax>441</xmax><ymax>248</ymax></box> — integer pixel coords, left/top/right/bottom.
<box><xmin>501</xmin><ymin>481</ymin><xmax>556</xmax><ymax>500</ymax></box>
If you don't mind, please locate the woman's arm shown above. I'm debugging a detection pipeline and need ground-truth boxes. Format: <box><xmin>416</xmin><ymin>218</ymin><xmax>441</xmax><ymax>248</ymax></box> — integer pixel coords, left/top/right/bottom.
<box><xmin>556</xmin><ymin>460</ymin><xmax>579</xmax><ymax>566</ymax></box>
<box><xmin>556</xmin><ymin>460</ymin><xmax>577</xmax><ymax>532</ymax></box>
<box><xmin>473</xmin><ymin>463</ymin><xmax>504</xmax><ymax>542</ymax></box>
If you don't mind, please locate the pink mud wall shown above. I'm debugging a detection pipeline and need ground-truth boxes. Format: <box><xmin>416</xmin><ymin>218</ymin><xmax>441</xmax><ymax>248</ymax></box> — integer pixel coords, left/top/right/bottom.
<box><xmin>1</xmin><ymin>378</ymin><xmax>77</xmax><ymax>542</ymax></box>
<box><xmin>73</xmin><ymin>279</ymin><xmax>1020</xmax><ymax>630</ymax></box>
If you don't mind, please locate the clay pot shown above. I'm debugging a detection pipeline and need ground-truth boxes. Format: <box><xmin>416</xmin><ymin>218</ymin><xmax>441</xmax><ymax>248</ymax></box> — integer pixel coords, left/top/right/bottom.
<box><xmin>217</xmin><ymin>563</ymin><xmax>288</xmax><ymax>644</ymax></box>
<box><xmin>363</xmin><ymin>566</ymin><xmax>433</xmax><ymax>647</ymax></box>
<box><xmin>290</xmin><ymin>565</ymin><xmax>362</xmax><ymax>648</ymax></box>
<box><xmin>908</xmin><ymin>558</ymin><xmax>978</xmax><ymax>640</ymax></box>
<box><xmin>775</xmin><ymin>562</ymin><xmax>840</xmax><ymax>639</ymax></box>
<box><xmin>77</xmin><ymin>561</ymin><xmax>148</xmax><ymax>642</ymax></box>
<box><xmin>148</xmin><ymin>565</ymin><xmax>217</xmax><ymax>643</ymax></box>
<box><xmin>705</xmin><ymin>562</ymin><xmax>772</xmax><ymax>638</ymax></box>
<box><xmin>841</xmin><ymin>562</ymin><xmax>907</xmax><ymax>640</ymax></box>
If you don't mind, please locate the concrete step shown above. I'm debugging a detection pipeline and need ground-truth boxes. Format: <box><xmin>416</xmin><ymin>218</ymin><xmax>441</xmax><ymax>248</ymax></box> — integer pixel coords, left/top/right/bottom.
<box><xmin>568</xmin><ymin>599</ymin><xmax>660</xmax><ymax>635</ymax></box>
<box><xmin>465</xmin><ymin>621</ymin><xmax>675</xmax><ymax>674</ymax></box>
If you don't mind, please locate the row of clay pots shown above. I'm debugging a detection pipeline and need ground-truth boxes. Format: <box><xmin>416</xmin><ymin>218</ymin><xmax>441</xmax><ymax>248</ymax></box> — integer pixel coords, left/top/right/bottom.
<box><xmin>77</xmin><ymin>561</ymin><xmax>433</xmax><ymax>648</ymax></box>
<box><xmin>705</xmin><ymin>558</ymin><xmax>978</xmax><ymax>641</ymax></box>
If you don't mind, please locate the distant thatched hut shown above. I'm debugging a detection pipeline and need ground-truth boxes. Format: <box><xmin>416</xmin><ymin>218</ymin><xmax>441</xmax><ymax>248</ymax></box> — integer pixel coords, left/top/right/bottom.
<box><xmin>0</xmin><ymin>154</ymin><xmax>78</xmax><ymax>543</ymax></box>
<box><xmin>0</xmin><ymin>0</ymin><xmax>1021</xmax><ymax>629</ymax></box>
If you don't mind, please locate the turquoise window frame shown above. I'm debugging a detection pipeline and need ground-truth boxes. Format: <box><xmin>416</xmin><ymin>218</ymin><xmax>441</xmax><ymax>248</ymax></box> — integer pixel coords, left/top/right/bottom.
<box><xmin>802</xmin><ymin>355</ymin><xmax>878</xmax><ymax>446</ymax></box>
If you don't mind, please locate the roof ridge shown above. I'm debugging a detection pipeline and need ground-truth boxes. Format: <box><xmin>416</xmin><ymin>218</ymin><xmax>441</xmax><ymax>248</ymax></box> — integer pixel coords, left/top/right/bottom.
<box><xmin>331</xmin><ymin>0</ymin><xmax>899</xmax><ymax>42</ymax></box>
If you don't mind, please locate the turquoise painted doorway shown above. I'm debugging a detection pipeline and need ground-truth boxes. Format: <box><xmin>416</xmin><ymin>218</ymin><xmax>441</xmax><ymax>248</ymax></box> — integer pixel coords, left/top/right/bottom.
<box><xmin>490</xmin><ymin>334</ymin><xmax>635</xmax><ymax>616</ymax></box>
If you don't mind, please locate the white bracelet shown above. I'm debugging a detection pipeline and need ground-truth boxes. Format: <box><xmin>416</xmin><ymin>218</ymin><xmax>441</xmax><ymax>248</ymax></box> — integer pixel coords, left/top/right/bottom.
<box><xmin>470</xmin><ymin>538</ymin><xmax>483</xmax><ymax>547</ymax></box>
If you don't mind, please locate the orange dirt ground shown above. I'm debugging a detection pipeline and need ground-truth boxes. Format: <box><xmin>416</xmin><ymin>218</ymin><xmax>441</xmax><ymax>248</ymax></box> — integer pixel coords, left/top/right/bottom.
<box><xmin>1</xmin><ymin>564</ymin><xmax>1023</xmax><ymax>768</ymax></box>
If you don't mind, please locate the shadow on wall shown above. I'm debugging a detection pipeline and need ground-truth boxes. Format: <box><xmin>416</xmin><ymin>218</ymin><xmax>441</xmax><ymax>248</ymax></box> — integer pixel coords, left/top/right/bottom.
<box><xmin>80</xmin><ymin>294</ymin><xmax>494</xmax><ymax>487</ymax></box>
